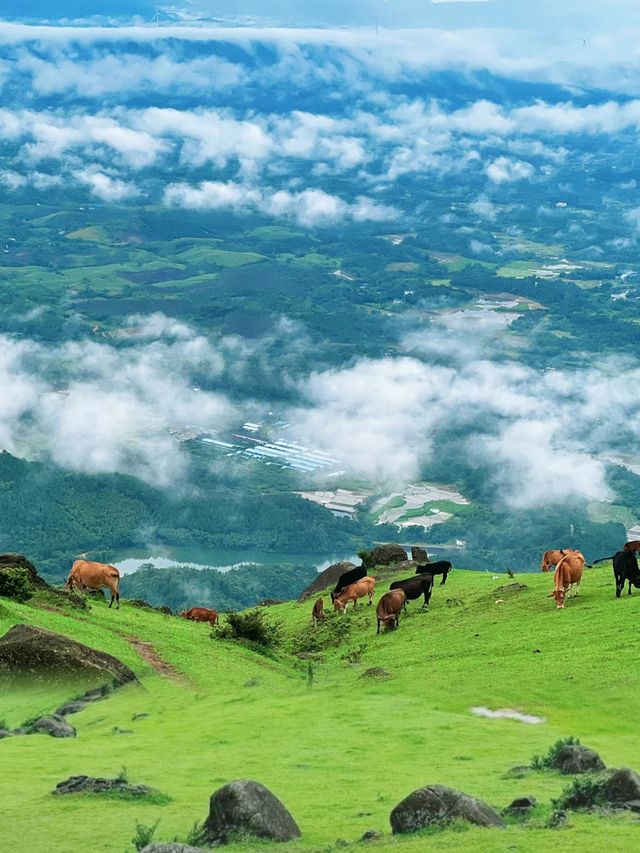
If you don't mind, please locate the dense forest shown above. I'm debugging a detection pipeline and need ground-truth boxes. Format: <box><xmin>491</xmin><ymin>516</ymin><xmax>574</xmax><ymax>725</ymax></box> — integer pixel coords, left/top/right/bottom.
<box><xmin>0</xmin><ymin>450</ymin><xmax>395</xmax><ymax>582</ymax></box>
<box><xmin>122</xmin><ymin>561</ymin><xmax>317</xmax><ymax>612</ymax></box>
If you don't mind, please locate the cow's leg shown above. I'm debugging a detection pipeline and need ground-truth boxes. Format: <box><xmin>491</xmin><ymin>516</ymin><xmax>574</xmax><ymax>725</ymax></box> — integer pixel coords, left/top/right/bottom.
<box><xmin>629</xmin><ymin>579</ymin><xmax>633</xmax><ymax>595</ymax></box>
<box><xmin>368</xmin><ymin>591</ymin><xmax>373</xmax><ymax>606</ymax></box>
<box><xmin>440</xmin><ymin>572</ymin><xmax>447</xmax><ymax>586</ymax></box>
<box><xmin>616</xmin><ymin>580</ymin><xmax>623</xmax><ymax>598</ymax></box>
<box><xmin>376</xmin><ymin>619</ymin><xmax>380</xmax><ymax>635</ymax></box>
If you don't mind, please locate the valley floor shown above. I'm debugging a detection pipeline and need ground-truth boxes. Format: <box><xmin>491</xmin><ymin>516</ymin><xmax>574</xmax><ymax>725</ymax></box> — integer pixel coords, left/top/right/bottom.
<box><xmin>1</xmin><ymin>566</ymin><xmax>640</xmax><ymax>852</ymax></box>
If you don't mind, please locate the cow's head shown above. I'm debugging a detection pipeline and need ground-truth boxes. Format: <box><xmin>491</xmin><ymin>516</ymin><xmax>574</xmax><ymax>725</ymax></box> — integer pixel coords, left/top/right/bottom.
<box><xmin>333</xmin><ymin>597</ymin><xmax>346</xmax><ymax>612</ymax></box>
<box><xmin>553</xmin><ymin>588</ymin><xmax>566</xmax><ymax>609</ymax></box>
<box><xmin>540</xmin><ymin>553</ymin><xmax>553</xmax><ymax>572</ymax></box>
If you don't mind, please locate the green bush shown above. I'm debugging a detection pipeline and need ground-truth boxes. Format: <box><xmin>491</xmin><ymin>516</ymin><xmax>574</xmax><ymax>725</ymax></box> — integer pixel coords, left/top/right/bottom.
<box><xmin>358</xmin><ymin>549</ymin><xmax>373</xmax><ymax>569</ymax></box>
<box><xmin>0</xmin><ymin>568</ymin><xmax>33</xmax><ymax>603</ymax></box>
<box><xmin>214</xmin><ymin>608</ymin><xmax>282</xmax><ymax>651</ymax></box>
<box><xmin>531</xmin><ymin>736</ymin><xmax>581</xmax><ymax>769</ymax></box>
<box><xmin>553</xmin><ymin>773</ymin><xmax>608</xmax><ymax>811</ymax></box>
<box><xmin>131</xmin><ymin>819</ymin><xmax>159</xmax><ymax>851</ymax></box>
<box><xmin>289</xmin><ymin>612</ymin><xmax>352</xmax><ymax>655</ymax></box>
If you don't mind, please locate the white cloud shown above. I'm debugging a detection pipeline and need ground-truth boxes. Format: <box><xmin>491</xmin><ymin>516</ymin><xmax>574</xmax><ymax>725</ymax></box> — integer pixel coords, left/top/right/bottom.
<box><xmin>486</xmin><ymin>156</ymin><xmax>534</xmax><ymax>184</ymax></box>
<box><xmin>0</xmin><ymin>321</ymin><xmax>234</xmax><ymax>487</ymax></box>
<box><xmin>77</xmin><ymin>168</ymin><xmax>139</xmax><ymax>202</ymax></box>
<box><xmin>286</xmin><ymin>346</ymin><xmax>638</xmax><ymax>506</ymax></box>
<box><xmin>163</xmin><ymin>179</ymin><xmax>397</xmax><ymax>226</ymax></box>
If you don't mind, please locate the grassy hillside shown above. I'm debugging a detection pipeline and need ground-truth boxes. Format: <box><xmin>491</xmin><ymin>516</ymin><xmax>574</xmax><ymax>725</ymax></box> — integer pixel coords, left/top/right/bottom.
<box><xmin>2</xmin><ymin>564</ymin><xmax>640</xmax><ymax>852</ymax></box>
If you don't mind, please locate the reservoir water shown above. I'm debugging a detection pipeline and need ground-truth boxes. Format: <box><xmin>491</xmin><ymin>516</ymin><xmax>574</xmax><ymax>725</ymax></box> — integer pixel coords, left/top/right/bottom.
<box><xmin>113</xmin><ymin>544</ymin><xmax>357</xmax><ymax>575</ymax></box>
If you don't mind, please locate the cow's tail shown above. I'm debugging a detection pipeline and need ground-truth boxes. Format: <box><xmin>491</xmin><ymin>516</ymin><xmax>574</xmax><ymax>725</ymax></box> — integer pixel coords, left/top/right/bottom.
<box><xmin>590</xmin><ymin>555</ymin><xmax>613</xmax><ymax>566</ymax></box>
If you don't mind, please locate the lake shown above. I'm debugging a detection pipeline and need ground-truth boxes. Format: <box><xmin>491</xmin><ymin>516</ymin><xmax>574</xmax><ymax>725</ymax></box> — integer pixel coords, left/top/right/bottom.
<box><xmin>113</xmin><ymin>544</ymin><xmax>358</xmax><ymax>576</ymax></box>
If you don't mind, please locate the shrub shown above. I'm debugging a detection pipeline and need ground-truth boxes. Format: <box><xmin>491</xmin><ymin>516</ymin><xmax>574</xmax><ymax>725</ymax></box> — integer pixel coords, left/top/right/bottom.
<box><xmin>553</xmin><ymin>773</ymin><xmax>608</xmax><ymax>811</ymax></box>
<box><xmin>289</xmin><ymin>611</ymin><xmax>352</xmax><ymax>655</ymax></box>
<box><xmin>214</xmin><ymin>608</ymin><xmax>282</xmax><ymax>652</ymax></box>
<box><xmin>531</xmin><ymin>736</ymin><xmax>581</xmax><ymax>770</ymax></box>
<box><xmin>185</xmin><ymin>821</ymin><xmax>205</xmax><ymax>846</ymax></box>
<box><xmin>132</xmin><ymin>819</ymin><xmax>159</xmax><ymax>851</ymax></box>
<box><xmin>341</xmin><ymin>642</ymin><xmax>368</xmax><ymax>665</ymax></box>
<box><xmin>358</xmin><ymin>549</ymin><xmax>373</xmax><ymax>569</ymax></box>
<box><xmin>0</xmin><ymin>568</ymin><xmax>33</xmax><ymax>603</ymax></box>
<box><xmin>116</xmin><ymin>766</ymin><xmax>129</xmax><ymax>784</ymax></box>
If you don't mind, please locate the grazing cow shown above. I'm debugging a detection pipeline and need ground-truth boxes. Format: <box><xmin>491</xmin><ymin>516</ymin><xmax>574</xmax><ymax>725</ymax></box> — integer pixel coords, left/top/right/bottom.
<box><xmin>180</xmin><ymin>607</ymin><xmax>219</xmax><ymax>626</ymax></box>
<box><xmin>376</xmin><ymin>589</ymin><xmax>406</xmax><ymax>633</ymax></box>
<box><xmin>66</xmin><ymin>560</ymin><xmax>121</xmax><ymax>609</ymax></box>
<box><xmin>390</xmin><ymin>574</ymin><xmax>434</xmax><ymax>609</ymax></box>
<box><xmin>612</xmin><ymin>550</ymin><xmax>640</xmax><ymax>597</ymax></box>
<box><xmin>415</xmin><ymin>560</ymin><xmax>452</xmax><ymax>586</ymax></box>
<box><xmin>311</xmin><ymin>597</ymin><xmax>326</xmax><ymax>627</ymax></box>
<box><xmin>331</xmin><ymin>565</ymin><xmax>367</xmax><ymax>601</ymax></box>
<box><xmin>551</xmin><ymin>551</ymin><xmax>585</xmax><ymax>609</ymax></box>
<box><xmin>540</xmin><ymin>549</ymin><xmax>577</xmax><ymax>572</ymax></box>
<box><xmin>333</xmin><ymin>576</ymin><xmax>375</xmax><ymax>612</ymax></box>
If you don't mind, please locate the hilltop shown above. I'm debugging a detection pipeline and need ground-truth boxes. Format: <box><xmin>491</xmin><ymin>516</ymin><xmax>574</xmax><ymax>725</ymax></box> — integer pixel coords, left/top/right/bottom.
<box><xmin>2</xmin><ymin>559</ymin><xmax>640</xmax><ymax>852</ymax></box>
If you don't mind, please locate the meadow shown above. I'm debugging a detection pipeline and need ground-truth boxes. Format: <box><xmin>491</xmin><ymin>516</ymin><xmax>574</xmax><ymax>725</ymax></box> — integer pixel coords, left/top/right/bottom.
<box><xmin>2</xmin><ymin>563</ymin><xmax>640</xmax><ymax>852</ymax></box>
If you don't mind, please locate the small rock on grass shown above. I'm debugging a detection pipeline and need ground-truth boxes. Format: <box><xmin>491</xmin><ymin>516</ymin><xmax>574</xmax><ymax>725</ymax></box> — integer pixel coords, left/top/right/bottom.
<box><xmin>28</xmin><ymin>715</ymin><xmax>76</xmax><ymax>738</ymax></box>
<box><xmin>360</xmin><ymin>667</ymin><xmax>390</xmax><ymax>679</ymax></box>
<box><xmin>53</xmin><ymin>775</ymin><xmax>157</xmax><ymax>797</ymax></box>
<box><xmin>55</xmin><ymin>700</ymin><xmax>87</xmax><ymax>716</ymax></box>
<box><xmin>141</xmin><ymin>845</ymin><xmax>209</xmax><ymax>853</ymax></box>
<box><xmin>360</xmin><ymin>829</ymin><xmax>382</xmax><ymax>842</ymax></box>
<box><xmin>503</xmin><ymin>796</ymin><xmax>537</xmax><ymax>816</ymax></box>
<box><xmin>549</xmin><ymin>744</ymin><xmax>605</xmax><ymax>775</ymax></box>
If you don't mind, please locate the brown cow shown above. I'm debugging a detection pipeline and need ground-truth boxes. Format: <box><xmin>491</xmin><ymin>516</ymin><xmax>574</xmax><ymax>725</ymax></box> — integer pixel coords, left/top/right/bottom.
<box><xmin>551</xmin><ymin>551</ymin><xmax>585</xmax><ymax>609</ymax></box>
<box><xmin>540</xmin><ymin>549</ymin><xmax>577</xmax><ymax>572</ymax></box>
<box><xmin>333</xmin><ymin>576</ymin><xmax>375</xmax><ymax>612</ymax></box>
<box><xmin>180</xmin><ymin>607</ymin><xmax>220</xmax><ymax>626</ymax></box>
<box><xmin>376</xmin><ymin>589</ymin><xmax>406</xmax><ymax>633</ymax></box>
<box><xmin>311</xmin><ymin>597</ymin><xmax>326</xmax><ymax>627</ymax></box>
<box><xmin>66</xmin><ymin>560</ymin><xmax>121</xmax><ymax>609</ymax></box>
<box><xmin>624</xmin><ymin>541</ymin><xmax>640</xmax><ymax>553</ymax></box>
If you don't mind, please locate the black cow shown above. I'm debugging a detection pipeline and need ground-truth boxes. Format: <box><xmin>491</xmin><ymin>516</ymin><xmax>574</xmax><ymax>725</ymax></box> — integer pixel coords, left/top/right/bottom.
<box><xmin>331</xmin><ymin>565</ymin><xmax>366</xmax><ymax>600</ymax></box>
<box><xmin>415</xmin><ymin>561</ymin><xmax>452</xmax><ymax>586</ymax></box>
<box><xmin>390</xmin><ymin>574</ymin><xmax>434</xmax><ymax>609</ymax></box>
<box><xmin>613</xmin><ymin>550</ymin><xmax>640</xmax><ymax>597</ymax></box>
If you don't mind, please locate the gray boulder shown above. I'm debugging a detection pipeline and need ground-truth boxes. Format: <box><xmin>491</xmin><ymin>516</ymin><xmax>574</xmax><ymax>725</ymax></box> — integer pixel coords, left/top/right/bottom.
<box><xmin>203</xmin><ymin>779</ymin><xmax>301</xmax><ymax>844</ymax></box>
<box><xmin>141</xmin><ymin>846</ymin><xmax>208</xmax><ymax>853</ymax></box>
<box><xmin>549</xmin><ymin>743</ymin><xmax>605</xmax><ymax>774</ymax></box>
<box><xmin>602</xmin><ymin>767</ymin><xmax>640</xmax><ymax>803</ymax></box>
<box><xmin>411</xmin><ymin>546</ymin><xmax>430</xmax><ymax>564</ymax></box>
<box><xmin>390</xmin><ymin>784</ymin><xmax>504</xmax><ymax>834</ymax></box>
<box><xmin>29</xmin><ymin>715</ymin><xmax>76</xmax><ymax>738</ymax></box>
<box><xmin>53</xmin><ymin>775</ymin><xmax>155</xmax><ymax>797</ymax></box>
<box><xmin>298</xmin><ymin>561</ymin><xmax>357</xmax><ymax>601</ymax></box>
<box><xmin>365</xmin><ymin>544</ymin><xmax>407</xmax><ymax>568</ymax></box>
<box><xmin>503</xmin><ymin>796</ymin><xmax>537</xmax><ymax>815</ymax></box>
<box><xmin>0</xmin><ymin>729</ymin><xmax>14</xmax><ymax>739</ymax></box>
<box><xmin>0</xmin><ymin>624</ymin><xmax>138</xmax><ymax>687</ymax></box>
<box><xmin>55</xmin><ymin>700</ymin><xmax>87</xmax><ymax>717</ymax></box>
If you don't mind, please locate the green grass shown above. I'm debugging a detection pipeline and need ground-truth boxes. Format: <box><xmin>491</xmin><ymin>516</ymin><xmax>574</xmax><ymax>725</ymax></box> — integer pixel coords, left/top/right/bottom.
<box><xmin>175</xmin><ymin>247</ymin><xmax>266</xmax><ymax>267</ymax></box>
<box><xmin>65</xmin><ymin>226</ymin><xmax>110</xmax><ymax>243</ymax></box>
<box><xmin>2</xmin><ymin>564</ymin><xmax>640</xmax><ymax>852</ymax></box>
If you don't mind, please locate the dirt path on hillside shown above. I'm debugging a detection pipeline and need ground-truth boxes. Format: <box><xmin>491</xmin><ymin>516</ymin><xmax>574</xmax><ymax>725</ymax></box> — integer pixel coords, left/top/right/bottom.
<box><xmin>123</xmin><ymin>635</ymin><xmax>191</xmax><ymax>685</ymax></box>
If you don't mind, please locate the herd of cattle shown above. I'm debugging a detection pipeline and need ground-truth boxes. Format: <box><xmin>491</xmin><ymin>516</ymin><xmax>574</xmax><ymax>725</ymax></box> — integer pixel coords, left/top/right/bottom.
<box><xmin>62</xmin><ymin>542</ymin><xmax>640</xmax><ymax>632</ymax></box>
<box><xmin>312</xmin><ymin>559</ymin><xmax>453</xmax><ymax>632</ymax></box>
